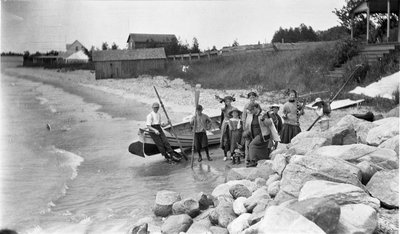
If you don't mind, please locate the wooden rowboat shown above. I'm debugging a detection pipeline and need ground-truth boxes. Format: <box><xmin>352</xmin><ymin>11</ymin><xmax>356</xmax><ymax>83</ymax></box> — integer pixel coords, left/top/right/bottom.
<box><xmin>128</xmin><ymin>115</ymin><xmax>222</xmax><ymax>157</ymax></box>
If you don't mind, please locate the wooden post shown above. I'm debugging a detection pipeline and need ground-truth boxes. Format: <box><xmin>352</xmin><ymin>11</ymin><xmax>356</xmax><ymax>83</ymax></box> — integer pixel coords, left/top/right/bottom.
<box><xmin>387</xmin><ymin>0</ymin><xmax>390</xmax><ymax>42</ymax></box>
<box><xmin>366</xmin><ymin>2</ymin><xmax>370</xmax><ymax>43</ymax></box>
<box><xmin>351</xmin><ymin>13</ymin><xmax>354</xmax><ymax>40</ymax></box>
<box><xmin>399</xmin><ymin>3</ymin><xmax>400</xmax><ymax>42</ymax></box>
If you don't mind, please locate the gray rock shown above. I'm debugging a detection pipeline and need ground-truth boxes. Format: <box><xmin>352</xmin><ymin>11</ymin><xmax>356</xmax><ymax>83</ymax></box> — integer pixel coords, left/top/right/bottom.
<box><xmin>185</xmin><ymin>219</ymin><xmax>211</xmax><ymax>234</ymax></box>
<box><xmin>248</xmin><ymin>211</ymin><xmax>265</xmax><ymax>225</ymax></box>
<box><xmin>131</xmin><ymin>223</ymin><xmax>148</xmax><ymax>234</ymax></box>
<box><xmin>244</xmin><ymin>187</ymin><xmax>271</xmax><ymax>212</ymax></box>
<box><xmin>227</xmin><ymin>213</ymin><xmax>251</xmax><ymax>234</ymax></box>
<box><xmin>197</xmin><ymin>192</ymin><xmax>215</xmax><ymax>210</ymax></box>
<box><xmin>356</xmin><ymin>161</ymin><xmax>379</xmax><ymax>185</ymax></box>
<box><xmin>275</xmin><ymin>155</ymin><xmax>363</xmax><ymax>203</ymax></box>
<box><xmin>366</xmin><ymin>169</ymin><xmax>399</xmax><ymax>208</ymax></box>
<box><xmin>288</xmin><ymin>137</ymin><xmax>330</xmax><ymax>155</ymax></box>
<box><xmin>209</xmin><ymin>226</ymin><xmax>228</xmax><ymax>234</ymax></box>
<box><xmin>232</xmin><ymin>197</ymin><xmax>247</xmax><ymax>215</ymax></box>
<box><xmin>257</xmin><ymin>206</ymin><xmax>326</xmax><ymax>233</ymax></box>
<box><xmin>272</xmin><ymin>154</ymin><xmax>287</xmax><ymax>175</ymax></box>
<box><xmin>334</xmin><ymin>204</ymin><xmax>378</xmax><ymax>234</ymax></box>
<box><xmin>193</xmin><ymin>208</ymin><xmax>214</xmax><ymax>222</ymax></box>
<box><xmin>254</xmin><ymin>177</ymin><xmax>267</xmax><ymax>188</ymax></box>
<box><xmin>367</xmin><ymin>117</ymin><xmax>399</xmax><ymax>146</ymax></box>
<box><xmin>385</xmin><ymin>106</ymin><xmax>399</xmax><ymax>118</ymax></box>
<box><xmin>299</xmin><ymin>180</ymin><xmax>380</xmax><ymax>210</ymax></box>
<box><xmin>212</xmin><ymin>183</ymin><xmax>233</xmax><ymax>199</ymax></box>
<box><xmin>153</xmin><ymin>190</ymin><xmax>181</xmax><ymax>217</ymax></box>
<box><xmin>229</xmin><ymin>184</ymin><xmax>252</xmax><ymax>199</ymax></box>
<box><xmin>287</xmin><ymin>197</ymin><xmax>340</xmax><ymax>234</ymax></box>
<box><xmin>172</xmin><ymin>197</ymin><xmax>200</xmax><ymax>218</ymax></box>
<box><xmin>252</xmin><ymin>199</ymin><xmax>271</xmax><ymax>214</ymax></box>
<box><xmin>226</xmin><ymin>180</ymin><xmax>257</xmax><ymax>192</ymax></box>
<box><xmin>227</xmin><ymin>162</ymin><xmax>275</xmax><ymax>181</ymax></box>
<box><xmin>330</xmin><ymin>125</ymin><xmax>357</xmax><ymax>145</ymax></box>
<box><xmin>308</xmin><ymin>144</ymin><xmax>398</xmax><ymax>170</ymax></box>
<box><xmin>267</xmin><ymin>180</ymin><xmax>280</xmax><ymax>197</ymax></box>
<box><xmin>209</xmin><ymin>201</ymin><xmax>236</xmax><ymax>228</ymax></box>
<box><xmin>378</xmin><ymin>135</ymin><xmax>399</xmax><ymax>155</ymax></box>
<box><xmin>334</xmin><ymin>114</ymin><xmax>377</xmax><ymax>144</ymax></box>
<box><xmin>376</xmin><ymin>207</ymin><xmax>399</xmax><ymax>233</ymax></box>
<box><xmin>161</xmin><ymin>214</ymin><xmax>193</xmax><ymax>234</ymax></box>
<box><xmin>266</xmin><ymin>173</ymin><xmax>281</xmax><ymax>187</ymax></box>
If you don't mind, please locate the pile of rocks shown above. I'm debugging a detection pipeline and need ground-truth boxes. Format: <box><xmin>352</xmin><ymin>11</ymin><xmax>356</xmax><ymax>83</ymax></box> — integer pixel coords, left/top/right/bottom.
<box><xmin>131</xmin><ymin>114</ymin><xmax>398</xmax><ymax>234</ymax></box>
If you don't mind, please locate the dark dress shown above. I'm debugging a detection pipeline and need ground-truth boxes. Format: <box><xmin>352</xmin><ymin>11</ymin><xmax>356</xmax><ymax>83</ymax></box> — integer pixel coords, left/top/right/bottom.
<box><xmin>248</xmin><ymin>114</ymin><xmax>270</xmax><ymax>161</ymax></box>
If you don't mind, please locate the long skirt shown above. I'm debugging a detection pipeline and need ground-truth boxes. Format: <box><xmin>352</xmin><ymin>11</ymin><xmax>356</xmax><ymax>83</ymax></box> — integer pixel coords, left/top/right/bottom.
<box><xmin>220</xmin><ymin>122</ymin><xmax>230</xmax><ymax>152</ymax></box>
<box><xmin>230</xmin><ymin>130</ymin><xmax>242</xmax><ymax>153</ymax></box>
<box><xmin>148</xmin><ymin>125</ymin><xmax>174</xmax><ymax>157</ymax></box>
<box><xmin>280</xmin><ymin>123</ymin><xmax>301</xmax><ymax>144</ymax></box>
<box><xmin>194</xmin><ymin>131</ymin><xmax>208</xmax><ymax>150</ymax></box>
<box><xmin>248</xmin><ymin>135</ymin><xmax>270</xmax><ymax>161</ymax></box>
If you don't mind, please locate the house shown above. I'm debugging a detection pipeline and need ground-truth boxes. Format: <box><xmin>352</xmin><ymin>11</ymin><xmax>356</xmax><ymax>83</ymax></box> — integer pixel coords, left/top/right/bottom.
<box><xmin>66</xmin><ymin>40</ymin><xmax>86</xmax><ymax>53</ymax></box>
<box><xmin>92</xmin><ymin>48</ymin><xmax>166</xmax><ymax>79</ymax></box>
<box><xmin>65</xmin><ymin>50</ymin><xmax>89</xmax><ymax>64</ymax></box>
<box><xmin>127</xmin><ymin>33</ymin><xmax>177</xmax><ymax>49</ymax></box>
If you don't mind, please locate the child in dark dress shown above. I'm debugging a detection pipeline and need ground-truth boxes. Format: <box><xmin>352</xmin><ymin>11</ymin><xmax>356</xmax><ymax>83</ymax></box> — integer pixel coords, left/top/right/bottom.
<box><xmin>228</xmin><ymin>108</ymin><xmax>243</xmax><ymax>164</ymax></box>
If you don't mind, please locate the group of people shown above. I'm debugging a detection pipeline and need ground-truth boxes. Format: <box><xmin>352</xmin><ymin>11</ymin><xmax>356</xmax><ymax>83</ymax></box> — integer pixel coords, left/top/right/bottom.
<box><xmin>146</xmin><ymin>89</ymin><xmax>331</xmax><ymax>166</ymax></box>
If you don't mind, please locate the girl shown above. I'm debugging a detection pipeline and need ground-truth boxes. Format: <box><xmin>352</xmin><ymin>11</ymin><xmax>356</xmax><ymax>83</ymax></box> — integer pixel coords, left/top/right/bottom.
<box><xmin>280</xmin><ymin>89</ymin><xmax>304</xmax><ymax>144</ymax></box>
<box><xmin>228</xmin><ymin>108</ymin><xmax>243</xmax><ymax>164</ymax></box>
<box><xmin>312</xmin><ymin>97</ymin><xmax>331</xmax><ymax>131</ymax></box>
<box><xmin>219</xmin><ymin>96</ymin><xmax>236</xmax><ymax>161</ymax></box>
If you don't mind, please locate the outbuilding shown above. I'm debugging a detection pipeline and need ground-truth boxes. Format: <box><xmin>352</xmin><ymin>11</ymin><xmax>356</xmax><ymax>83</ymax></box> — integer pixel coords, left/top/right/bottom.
<box><xmin>92</xmin><ymin>48</ymin><xmax>166</xmax><ymax>79</ymax></box>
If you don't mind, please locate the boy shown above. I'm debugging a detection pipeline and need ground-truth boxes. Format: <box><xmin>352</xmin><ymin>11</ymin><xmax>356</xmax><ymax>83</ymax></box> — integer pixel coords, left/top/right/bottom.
<box><xmin>190</xmin><ymin>105</ymin><xmax>213</xmax><ymax>162</ymax></box>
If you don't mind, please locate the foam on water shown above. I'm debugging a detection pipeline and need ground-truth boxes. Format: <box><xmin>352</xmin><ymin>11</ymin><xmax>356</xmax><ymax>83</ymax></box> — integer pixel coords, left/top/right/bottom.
<box><xmin>52</xmin><ymin>146</ymin><xmax>84</xmax><ymax>180</ymax></box>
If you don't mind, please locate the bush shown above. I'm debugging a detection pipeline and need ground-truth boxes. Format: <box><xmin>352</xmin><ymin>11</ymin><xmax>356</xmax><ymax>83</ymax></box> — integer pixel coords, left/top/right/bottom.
<box><xmin>332</xmin><ymin>39</ymin><xmax>361</xmax><ymax>67</ymax></box>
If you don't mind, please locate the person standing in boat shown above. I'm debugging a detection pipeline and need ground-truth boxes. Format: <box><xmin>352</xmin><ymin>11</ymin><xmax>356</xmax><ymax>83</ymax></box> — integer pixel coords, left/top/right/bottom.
<box><xmin>146</xmin><ymin>102</ymin><xmax>175</xmax><ymax>162</ymax></box>
<box><xmin>190</xmin><ymin>105</ymin><xmax>213</xmax><ymax>162</ymax></box>
<box><xmin>244</xmin><ymin>103</ymin><xmax>280</xmax><ymax>167</ymax></box>
<box><xmin>280</xmin><ymin>89</ymin><xmax>304</xmax><ymax>144</ymax></box>
<box><xmin>242</xmin><ymin>91</ymin><xmax>258</xmax><ymax>165</ymax></box>
<box><xmin>219</xmin><ymin>96</ymin><xmax>236</xmax><ymax>161</ymax></box>
<box><xmin>228</xmin><ymin>108</ymin><xmax>243</xmax><ymax>164</ymax></box>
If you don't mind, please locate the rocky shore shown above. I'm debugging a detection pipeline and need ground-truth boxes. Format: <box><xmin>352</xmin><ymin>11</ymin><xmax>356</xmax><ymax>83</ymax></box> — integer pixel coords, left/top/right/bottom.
<box><xmin>132</xmin><ymin>113</ymin><xmax>399</xmax><ymax>234</ymax></box>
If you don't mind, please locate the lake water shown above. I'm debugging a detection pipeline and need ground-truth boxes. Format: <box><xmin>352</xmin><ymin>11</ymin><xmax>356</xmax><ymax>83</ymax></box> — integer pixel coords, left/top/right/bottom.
<box><xmin>0</xmin><ymin>57</ymin><xmax>227</xmax><ymax>233</ymax></box>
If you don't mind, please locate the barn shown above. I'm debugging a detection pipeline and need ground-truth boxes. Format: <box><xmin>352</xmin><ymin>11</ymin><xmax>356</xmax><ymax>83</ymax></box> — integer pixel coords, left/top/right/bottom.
<box><xmin>92</xmin><ymin>48</ymin><xmax>166</xmax><ymax>79</ymax></box>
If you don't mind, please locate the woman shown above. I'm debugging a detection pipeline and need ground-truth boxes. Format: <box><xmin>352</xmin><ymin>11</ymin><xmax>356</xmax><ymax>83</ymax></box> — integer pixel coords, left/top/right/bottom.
<box><xmin>312</xmin><ymin>97</ymin><xmax>331</xmax><ymax>131</ymax></box>
<box><xmin>219</xmin><ymin>96</ymin><xmax>236</xmax><ymax>161</ymax></box>
<box><xmin>243</xmin><ymin>103</ymin><xmax>280</xmax><ymax>167</ymax></box>
<box><xmin>242</xmin><ymin>91</ymin><xmax>258</xmax><ymax>164</ymax></box>
<box><xmin>280</xmin><ymin>89</ymin><xmax>304</xmax><ymax>144</ymax></box>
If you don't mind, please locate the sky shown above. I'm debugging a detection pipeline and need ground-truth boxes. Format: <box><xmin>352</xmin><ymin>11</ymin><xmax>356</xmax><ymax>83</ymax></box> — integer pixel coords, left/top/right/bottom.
<box><xmin>1</xmin><ymin>0</ymin><xmax>346</xmax><ymax>53</ymax></box>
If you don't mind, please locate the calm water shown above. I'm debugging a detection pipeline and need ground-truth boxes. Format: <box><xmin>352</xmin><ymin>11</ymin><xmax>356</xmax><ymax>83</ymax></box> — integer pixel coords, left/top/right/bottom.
<box><xmin>0</xmin><ymin>57</ymin><xmax>226</xmax><ymax>233</ymax></box>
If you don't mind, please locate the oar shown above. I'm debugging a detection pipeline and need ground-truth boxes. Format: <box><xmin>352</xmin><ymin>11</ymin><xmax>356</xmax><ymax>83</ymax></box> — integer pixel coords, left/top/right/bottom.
<box><xmin>153</xmin><ymin>86</ymin><xmax>188</xmax><ymax>161</ymax></box>
<box><xmin>191</xmin><ymin>84</ymin><xmax>201</xmax><ymax>168</ymax></box>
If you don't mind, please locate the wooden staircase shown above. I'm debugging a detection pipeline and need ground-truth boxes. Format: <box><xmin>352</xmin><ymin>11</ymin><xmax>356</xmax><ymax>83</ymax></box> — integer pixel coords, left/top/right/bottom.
<box><xmin>359</xmin><ymin>43</ymin><xmax>399</xmax><ymax>65</ymax></box>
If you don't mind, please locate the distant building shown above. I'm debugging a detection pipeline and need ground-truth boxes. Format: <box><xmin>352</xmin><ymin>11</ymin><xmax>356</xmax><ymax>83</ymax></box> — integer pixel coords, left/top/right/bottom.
<box><xmin>66</xmin><ymin>40</ymin><xmax>86</xmax><ymax>53</ymax></box>
<box><xmin>92</xmin><ymin>48</ymin><xmax>166</xmax><ymax>79</ymax></box>
<box><xmin>127</xmin><ymin>33</ymin><xmax>177</xmax><ymax>50</ymax></box>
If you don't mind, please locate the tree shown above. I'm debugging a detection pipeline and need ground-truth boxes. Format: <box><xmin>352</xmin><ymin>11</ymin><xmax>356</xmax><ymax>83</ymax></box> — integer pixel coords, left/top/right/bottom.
<box><xmin>232</xmin><ymin>39</ymin><xmax>239</xmax><ymax>47</ymax></box>
<box><xmin>191</xmin><ymin>37</ymin><xmax>200</xmax><ymax>53</ymax></box>
<box><xmin>83</xmin><ymin>46</ymin><xmax>92</xmax><ymax>61</ymax></box>
<box><xmin>101</xmin><ymin>42</ymin><xmax>109</xmax><ymax>50</ymax></box>
<box><xmin>211</xmin><ymin>45</ymin><xmax>217</xmax><ymax>51</ymax></box>
<box><xmin>333</xmin><ymin>0</ymin><xmax>364</xmax><ymax>29</ymax></box>
<box><xmin>111</xmin><ymin>42</ymin><xmax>119</xmax><ymax>50</ymax></box>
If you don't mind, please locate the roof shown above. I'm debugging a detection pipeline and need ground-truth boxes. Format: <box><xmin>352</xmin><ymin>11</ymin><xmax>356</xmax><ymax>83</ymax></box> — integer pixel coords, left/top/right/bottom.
<box><xmin>126</xmin><ymin>33</ymin><xmax>177</xmax><ymax>43</ymax></box>
<box><xmin>92</xmin><ymin>48</ymin><xmax>166</xmax><ymax>62</ymax></box>
<box><xmin>66</xmin><ymin>50</ymin><xmax>89</xmax><ymax>60</ymax></box>
<box><xmin>351</xmin><ymin>0</ymin><xmax>399</xmax><ymax>15</ymax></box>
<box><xmin>66</xmin><ymin>40</ymin><xmax>84</xmax><ymax>51</ymax></box>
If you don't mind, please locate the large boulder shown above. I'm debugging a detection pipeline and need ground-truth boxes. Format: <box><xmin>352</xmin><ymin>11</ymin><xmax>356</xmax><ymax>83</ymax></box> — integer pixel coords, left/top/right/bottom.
<box><xmin>367</xmin><ymin>117</ymin><xmax>399</xmax><ymax>146</ymax></box>
<box><xmin>267</xmin><ymin>180</ymin><xmax>280</xmax><ymax>198</ymax></box>
<box><xmin>232</xmin><ymin>197</ymin><xmax>247</xmax><ymax>215</ymax></box>
<box><xmin>256</xmin><ymin>206</ymin><xmax>326</xmax><ymax>234</ymax></box>
<box><xmin>275</xmin><ymin>155</ymin><xmax>363</xmax><ymax>203</ymax></box>
<box><xmin>272</xmin><ymin>154</ymin><xmax>288</xmax><ymax>175</ymax></box>
<box><xmin>161</xmin><ymin>214</ymin><xmax>193</xmax><ymax>234</ymax></box>
<box><xmin>226</xmin><ymin>180</ymin><xmax>257</xmax><ymax>192</ymax></box>
<box><xmin>287</xmin><ymin>137</ymin><xmax>330</xmax><ymax>155</ymax></box>
<box><xmin>197</xmin><ymin>192</ymin><xmax>215</xmax><ymax>210</ymax></box>
<box><xmin>356</xmin><ymin>161</ymin><xmax>379</xmax><ymax>185</ymax></box>
<box><xmin>243</xmin><ymin>187</ymin><xmax>271</xmax><ymax>212</ymax></box>
<box><xmin>227</xmin><ymin>213</ymin><xmax>251</xmax><ymax>234</ymax></box>
<box><xmin>209</xmin><ymin>226</ymin><xmax>228</xmax><ymax>234</ymax></box>
<box><xmin>229</xmin><ymin>184</ymin><xmax>252</xmax><ymax>199</ymax></box>
<box><xmin>298</xmin><ymin>180</ymin><xmax>380</xmax><ymax>210</ymax></box>
<box><xmin>212</xmin><ymin>184</ymin><xmax>233</xmax><ymax>199</ymax></box>
<box><xmin>329</xmin><ymin>125</ymin><xmax>357</xmax><ymax>145</ymax></box>
<box><xmin>334</xmin><ymin>114</ymin><xmax>377</xmax><ymax>144</ymax></box>
<box><xmin>153</xmin><ymin>190</ymin><xmax>181</xmax><ymax>217</ymax></box>
<box><xmin>227</xmin><ymin>161</ymin><xmax>275</xmax><ymax>181</ymax></box>
<box><xmin>376</xmin><ymin>207</ymin><xmax>399</xmax><ymax>233</ymax></box>
<box><xmin>186</xmin><ymin>219</ymin><xmax>211</xmax><ymax>234</ymax></box>
<box><xmin>378</xmin><ymin>135</ymin><xmax>399</xmax><ymax>155</ymax></box>
<box><xmin>366</xmin><ymin>169</ymin><xmax>399</xmax><ymax>208</ymax></box>
<box><xmin>309</xmin><ymin>144</ymin><xmax>399</xmax><ymax>169</ymax></box>
<box><xmin>209</xmin><ymin>201</ymin><xmax>237</xmax><ymax>228</ymax></box>
<box><xmin>266</xmin><ymin>173</ymin><xmax>281</xmax><ymax>187</ymax></box>
<box><xmin>172</xmin><ymin>197</ymin><xmax>200</xmax><ymax>218</ymax></box>
<box><xmin>130</xmin><ymin>223</ymin><xmax>148</xmax><ymax>234</ymax></box>
<box><xmin>385</xmin><ymin>106</ymin><xmax>399</xmax><ymax>118</ymax></box>
<box><xmin>334</xmin><ymin>204</ymin><xmax>378</xmax><ymax>234</ymax></box>
<box><xmin>254</xmin><ymin>177</ymin><xmax>267</xmax><ymax>188</ymax></box>
<box><xmin>286</xmin><ymin>197</ymin><xmax>340</xmax><ymax>234</ymax></box>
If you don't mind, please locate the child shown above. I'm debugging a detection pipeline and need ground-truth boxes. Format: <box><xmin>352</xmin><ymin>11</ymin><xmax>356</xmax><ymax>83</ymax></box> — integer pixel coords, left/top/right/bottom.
<box><xmin>219</xmin><ymin>96</ymin><xmax>236</xmax><ymax>161</ymax></box>
<box><xmin>228</xmin><ymin>108</ymin><xmax>243</xmax><ymax>164</ymax></box>
<box><xmin>190</xmin><ymin>105</ymin><xmax>213</xmax><ymax>162</ymax></box>
<box><xmin>312</xmin><ymin>97</ymin><xmax>331</xmax><ymax>131</ymax></box>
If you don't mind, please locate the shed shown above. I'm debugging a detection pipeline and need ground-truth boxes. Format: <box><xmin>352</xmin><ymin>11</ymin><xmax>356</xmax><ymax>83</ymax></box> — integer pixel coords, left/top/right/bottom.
<box><xmin>92</xmin><ymin>48</ymin><xmax>166</xmax><ymax>79</ymax></box>
<box><xmin>127</xmin><ymin>33</ymin><xmax>177</xmax><ymax>49</ymax></box>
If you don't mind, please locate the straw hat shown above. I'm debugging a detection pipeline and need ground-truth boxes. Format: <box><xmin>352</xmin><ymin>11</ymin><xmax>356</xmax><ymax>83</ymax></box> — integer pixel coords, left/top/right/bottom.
<box><xmin>152</xmin><ymin>102</ymin><xmax>160</xmax><ymax>108</ymax></box>
<box><xmin>247</xmin><ymin>91</ymin><xmax>258</xmax><ymax>98</ymax></box>
<box><xmin>312</xmin><ymin>98</ymin><xmax>323</xmax><ymax>107</ymax></box>
<box><xmin>228</xmin><ymin>108</ymin><xmax>242</xmax><ymax>117</ymax></box>
<box><xmin>269</xmin><ymin>104</ymin><xmax>280</xmax><ymax>109</ymax></box>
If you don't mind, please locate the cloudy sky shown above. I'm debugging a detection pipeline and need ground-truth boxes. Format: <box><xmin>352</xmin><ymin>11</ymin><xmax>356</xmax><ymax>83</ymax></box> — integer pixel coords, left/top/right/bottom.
<box><xmin>1</xmin><ymin>0</ymin><xmax>346</xmax><ymax>53</ymax></box>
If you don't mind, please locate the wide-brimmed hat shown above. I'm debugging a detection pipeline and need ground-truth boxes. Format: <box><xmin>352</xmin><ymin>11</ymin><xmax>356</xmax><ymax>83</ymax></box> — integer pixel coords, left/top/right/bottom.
<box><xmin>228</xmin><ymin>108</ymin><xmax>242</xmax><ymax>117</ymax></box>
<box><xmin>246</xmin><ymin>102</ymin><xmax>260</xmax><ymax>111</ymax></box>
<box><xmin>247</xmin><ymin>91</ymin><xmax>258</xmax><ymax>98</ymax></box>
<box><xmin>312</xmin><ymin>97</ymin><xmax>323</xmax><ymax>107</ymax></box>
<box><xmin>196</xmin><ymin>104</ymin><xmax>203</xmax><ymax>111</ymax></box>
<box><xmin>269</xmin><ymin>104</ymin><xmax>280</xmax><ymax>109</ymax></box>
<box><xmin>220</xmin><ymin>95</ymin><xmax>235</xmax><ymax>103</ymax></box>
<box><xmin>152</xmin><ymin>102</ymin><xmax>160</xmax><ymax>108</ymax></box>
